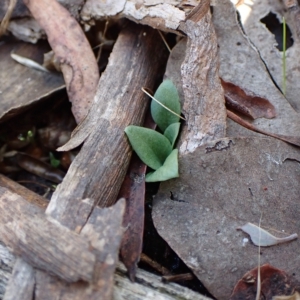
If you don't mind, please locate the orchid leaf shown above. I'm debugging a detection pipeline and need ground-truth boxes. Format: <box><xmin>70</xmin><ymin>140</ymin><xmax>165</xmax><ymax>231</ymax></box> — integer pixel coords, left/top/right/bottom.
<box><xmin>146</xmin><ymin>149</ymin><xmax>179</xmax><ymax>182</ymax></box>
<box><xmin>164</xmin><ymin>122</ymin><xmax>180</xmax><ymax>148</ymax></box>
<box><xmin>151</xmin><ymin>80</ymin><xmax>181</xmax><ymax>132</ymax></box>
<box><xmin>125</xmin><ymin>125</ymin><xmax>172</xmax><ymax>170</ymax></box>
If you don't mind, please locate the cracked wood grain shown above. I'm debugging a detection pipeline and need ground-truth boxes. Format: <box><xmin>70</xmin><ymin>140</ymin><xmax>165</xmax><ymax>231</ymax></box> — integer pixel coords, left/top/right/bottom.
<box><xmin>54</xmin><ymin>23</ymin><xmax>168</xmax><ymax>212</ymax></box>
<box><xmin>0</xmin><ymin>186</ymin><xmax>125</xmax><ymax>300</ymax></box>
<box><xmin>180</xmin><ymin>0</ymin><xmax>227</xmax><ymax>153</ymax></box>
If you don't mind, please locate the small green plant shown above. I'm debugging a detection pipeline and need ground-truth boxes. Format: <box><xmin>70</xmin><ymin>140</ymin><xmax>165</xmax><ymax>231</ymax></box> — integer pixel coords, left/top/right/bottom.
<box><xmin>49</xmin><ymin>152</ymin><xmax>60</xmax><ymax>168</ymax></box>
<box><xmin>18</xmin><ymin>129</ymin><xmax>34</xmax><ymax>142</ymax></box>
<box><xmin>125</xmin><ymin>79</ymin><xmax>181</xmax><ymax>182</ymax></box>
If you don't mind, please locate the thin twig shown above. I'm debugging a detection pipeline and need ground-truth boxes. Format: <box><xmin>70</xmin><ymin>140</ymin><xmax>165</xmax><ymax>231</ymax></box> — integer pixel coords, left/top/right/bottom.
<box><xmin>0</xmin><ymin>0</ymin><xmax>17</xmax><ymax>37</ymax></box>
<box><xmin>162</xmin><ymin>273</ymin><xmax>194</xmax><ymax>282</ymax></box>
<box><xmin>96</xmin><ymin>19</ymin><xmax>109</xmax><ymax>62</ymax></box>
<box><xmin>255</xmin><ymin>213</ymin><xmax>263</xmax><ymax>300</ymax></box>
<box><xmin>140</xmin><ymin>253</ymin><xmax>171</xmax><ymax>275</ymax></box>
<box><xmin>158</xmin><ymin>30</ymin><xmax>171</xmax><ymax>53</ymax></box>
<box><xmin>282</xmin><ymin>16</ymin><xmax>287</xmax><ymax>95</ymax></box>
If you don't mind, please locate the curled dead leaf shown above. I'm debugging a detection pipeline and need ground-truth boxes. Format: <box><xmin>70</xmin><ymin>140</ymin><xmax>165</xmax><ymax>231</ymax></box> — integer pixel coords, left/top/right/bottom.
<box><xmin>222</xmin><ymin>79</ymin><xmax>276</xmax><ymax>119</ymax></box>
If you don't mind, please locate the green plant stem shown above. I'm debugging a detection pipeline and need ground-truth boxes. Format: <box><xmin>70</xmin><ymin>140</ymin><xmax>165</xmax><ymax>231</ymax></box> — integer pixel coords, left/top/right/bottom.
<box><xmin>282</xmin><ymin>16</ymin><xmax>286</xmax><ymax>96</ymax></box>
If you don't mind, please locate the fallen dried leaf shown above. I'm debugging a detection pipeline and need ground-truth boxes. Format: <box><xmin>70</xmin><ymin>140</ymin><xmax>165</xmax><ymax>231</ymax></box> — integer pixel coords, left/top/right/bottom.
<box><xmin>238</xmin><ymin>222</ymin><xmax>298</xmax><ymax>247</ymax></box>
<box><xmin>11</xmin><ymin>53</ymin><xmax>49</xmax><ymax>72</ymax></box>
<box><xmin>119</xmin><ymin>111</ymin><xmax>156</xmax><ymax>280</ymax></box>
<box><xmin>230</xmin><ymin>264</ymin><xmax>300</xmax><ymax>300</ymax></box>
<box><xmin>152</xmin><ymin>137</ymin><xmax>300</xmax><ymax>299</ymax></box>
<box><xmin>23</xmin><ymin>0</ymin><xmax>99</xmax><ymax>123</ymax></box>
<box><xmin>222</xmin><ymin>80</ymin><xmax>276</xmax><ymax>120</ymax></box>
<box><xmin>227</xmin><ymin>110</ymin><xmax>300</xmax><ymax>146</ymax></box>
<box><xmin>0</xmin><ymin>41</ymin><xmax>64</xmax><ymax>122</ymax></box>
<box><xmin>213</xmin><ymin>0</ymin><xmax>300</xmax><ymax>140</ymax></box>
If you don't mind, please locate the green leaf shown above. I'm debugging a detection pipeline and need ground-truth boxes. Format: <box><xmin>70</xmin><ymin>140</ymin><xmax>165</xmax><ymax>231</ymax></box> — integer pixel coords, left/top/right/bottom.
<box><xmin>125</xmin><ymin>125</ymin><xmax>172</xmax><ymax>170</ymax></box>
<box><xmin>151</xmin><ymin>80</ymin><xmax>181</xmax><ymax>132</ymax></box>
<box><xmin>145</xmin><ymin>149</ymin><xmax>179</xmax><ymax>182</ymax></box>
<box><xmin>164</xmin><ymin>122</ymin><xmax>180</xmax><ymax>148</ymax></box>
<box><xmin>49</xmin><ymin>152</ymin><xmax>60</xmax><ymax>168</ymax></box>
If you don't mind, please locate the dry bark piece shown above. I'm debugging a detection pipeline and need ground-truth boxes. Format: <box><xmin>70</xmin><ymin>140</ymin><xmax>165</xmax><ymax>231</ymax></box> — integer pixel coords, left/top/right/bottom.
<box><xmin>222</xmin><ymin>80</ymin><xmax>276</xmax><ymax>119</ymax></box>
<box><xmin>213</xmin><ymin>0</ymin><xmax>300</xmax><ymax>140</ymax></box>
<box><xmin>0</xmin><ymin>173</ymin><xmax>48</xmax><ymax>209</ymax></box>
<box><xmin>0</xmin><ymin>41</ymin><xmax>64</xmax><ymax>123</ymax></box>
<box><xmin>0</xmin><ymin>246</ymin><xmax>211</xmax><ymax>300</ymax></box>
<box><xmin>0</xmin><ymin>242</ymin><xmax>15</xmax><ymax>299</ymax></box>
<box><xmin>1</xmin><ymin>188</ymin><xmax>125</xmax><ymax>299</ymax></box>
<box><xmin>3</xmin><ymin>259</ymin><xmax>34</xmax><ymax>300</ymax></box>
<box><xmin>81</xmin><ymin>0</ymin><xmax>188</xmax><ymax>33</ymax></box>
<box><xmin>0</xmin><ymin>187</ymin><xmax>98</xmax><ymax>283</ymax></box>
<box><xmin>23</xmin><ymin>0</ymin><xmax>99</xmax><ymax>123</ymax></box>
<box><xmin>180</xmin><ymin>0</ymin><xmax>226</xmax><ymax>153</ymax></box>
<box><xmin>230</xmin><ymin>264</ymin><xmax>300</xmax><ymax>300</ymax></box>
<box><xmin>52</xmin><ymin>24</ymin><xmax>168</xmax><ymax>212</ymax></box>
<box><xmin>114</xmin><ymin>262</ymin><xmax>211</xmax><ymax>300</ymax></box>
<box><xmin>34</xmin><ymin>199</ymin><xmax>125</xmax><ymax>300</ymax></box>
<box><xmin>152</xmin><ymin>137</ymin><xmax>300</xmax><ymax>299</ymax></box>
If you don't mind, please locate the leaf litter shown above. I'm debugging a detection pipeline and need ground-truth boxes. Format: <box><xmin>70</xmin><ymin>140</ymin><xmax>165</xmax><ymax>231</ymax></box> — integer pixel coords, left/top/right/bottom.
<box><xmin>2</xmin><ymin>0</ymin><xmax>300</xmax><ymax>299</ymax></box>
<box><xmin>238</xmin><ymin>223</ymin><xmax>298</xmax><ymax>247</ymax></box>
<box><xmin>230</xmin><ymin>264</ymin><xmax>300</xmax><ymax>299</ymax></box>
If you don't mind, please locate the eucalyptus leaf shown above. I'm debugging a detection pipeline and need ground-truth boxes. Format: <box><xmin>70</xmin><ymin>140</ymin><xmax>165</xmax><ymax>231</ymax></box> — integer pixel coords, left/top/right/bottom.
<box><xmin>151</xmin><ymin>80</ymin><xmax>181</xmax><ymax>132</ymax></box>
<box><xmin>164</xmin><ymin>122</ymin><xmax>180</xmax><ymax>147</ymax></box>
<box><xmin>146</xmin><ymin>149</ymin><xmax>179</xmax><ymax>182</ymax></box>
<box><xmin>125</xmin><ymin>125</ymin><xmax>172</xmax><ymax>170</ymax></box>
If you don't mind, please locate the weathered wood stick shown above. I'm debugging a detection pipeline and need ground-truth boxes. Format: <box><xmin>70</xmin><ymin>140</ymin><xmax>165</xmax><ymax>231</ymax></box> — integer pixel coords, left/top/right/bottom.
<box><xmin>0</xmin><ymin>248</ymin><xmax>211</xmax><ymax>300</ymax></box>
<box><xmin>0</xmin><ymin>187</ymin><xmax>125</xmax><ymax>299</ymax></box>
<box><xmin>3</xmin><ymin>20</ymin><xmax>167</xmax><ymax>300</ymax></box>
<box><xmin>179</xmin><ymin>0</ymin><xmax>227</xmax><ymax>153</ymax></box>
<box><xmin>0</xmin><ymin>187</ymin><xmax>97</xmax><ymax>283</ymax></box>
<box><xmin>3</xmin><ymin>259</ymin><xmax>34</xmax><ymax>300</ymax></box>
<box><xmin>51</xmin><ymin>23</ymin><xmax>168</xmax><ymax>219</ymax></box>
<box><xmin>0</xmin><ymin>174</ymin><xmax>47</xmax><ymax>210</ymax></box>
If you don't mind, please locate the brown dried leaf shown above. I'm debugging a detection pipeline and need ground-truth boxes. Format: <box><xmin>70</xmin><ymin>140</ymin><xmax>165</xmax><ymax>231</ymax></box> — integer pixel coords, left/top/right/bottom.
<box><xmin>227</xmin><ymin>110</ymin><xmax>300</xmax><ymax>146</ymax></box>
<box><xmin>222</xmin><ymin>80</ymin><xmax>276</xmax><ymax>120</ymax></box>
<box><xmin>23</xmin><ymin>0</ymin><xmax>99</xmax><ymax>123</ymax></box>
<box><xmin>152</xmin><ymin>137</ymin><xmax>300</xmax><ymax>299</ymax></box>
<box><xmin>230</xmin><ymin>264</ymin><xmax>300</xmax><ymax>300</ymax></box>
<box><xmin>118</xmin><ymin>153</ymin><xmax>147</xmax><ymax>281</ymax></box>
<box><xmin>0</xmin><ymin>41</ymin><xmax>64</xmax><ymax>122</ymax></box>
<box><xmin>213</xmin><ymin>0</ymin><xmax>300</xmax><ymax>140</ymax></box>
<box><xmin>118</xmin><ymin>112</ymin><xmax>156</xmax><ymax>281</ymax></box>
